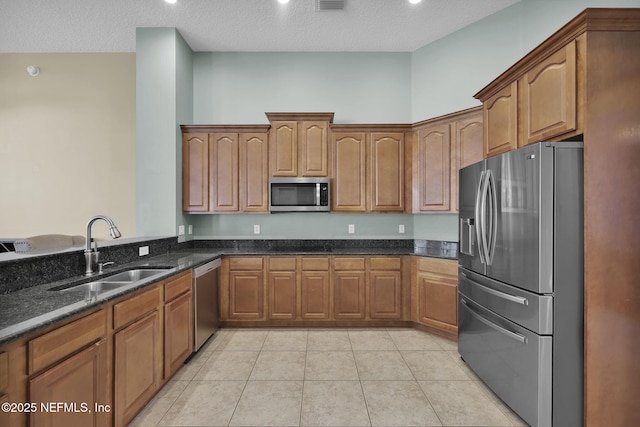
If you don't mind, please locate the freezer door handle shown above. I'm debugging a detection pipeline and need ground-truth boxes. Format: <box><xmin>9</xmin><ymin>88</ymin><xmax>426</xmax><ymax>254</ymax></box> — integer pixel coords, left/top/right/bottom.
<box><xmin>460</xmin><ymin>298</ymin><xmax>527</xmax><ymax>343</ymax></box>
<box><xmin>461</xmin><ymin>272</ymin><xmax>529</xmax><ymax>306</ymax></box>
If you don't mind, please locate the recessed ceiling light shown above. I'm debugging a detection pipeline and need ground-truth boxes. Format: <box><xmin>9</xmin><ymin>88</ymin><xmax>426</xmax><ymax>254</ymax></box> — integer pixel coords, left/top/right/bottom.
<box><xmin>165</xmin><ymin>0</ymin><xmax>177</xmax><ymax>4</ymax></box>
<box><xmin>278</xmin><ymin>0</ymin><xmax>290</xmax><ymax>4</ymax></box>
<box><xmin>409</xmin><ymin>0</ymin><xmax>422</xmax><ymax>4</ymax></box>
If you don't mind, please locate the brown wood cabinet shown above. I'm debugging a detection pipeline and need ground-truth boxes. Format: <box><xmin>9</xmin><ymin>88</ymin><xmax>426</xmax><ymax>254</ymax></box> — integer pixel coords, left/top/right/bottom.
<box><xmin>30</xmin><ymin>340</ymin><xmax>108</xmax><ymax>427</ymax></box>
<box><xmin>333</xmin><ymin>257</ymin><xmax>366</xmax><ymax>319</ymax></box>
<box><xmin>223</xmin><ymin>257</ymin><xmax>265</xmax><ymax>321</ymax></box>
<box><xmin>369</xmin><ymin>257</ymin><xmax>403</xmax><ymax>320</ymax></box>
<box><xmin>411</xmin><ymin>107</ymin><xmax>483</xmax><ymax>213</ymax></box>
<box><xmin>266</xmin><ymin>113</ymin><xmax>334</xmax><ymax>178</ymax></box>
<box><xmin>268</xmin><ymin>257</ymin><xmax>297</xmax><ymax>320</ymax></box>
<box><xmin>483</xmin><ymin>81</ymin><xmax>518</xmax><ymax>158</ymax></box>
<box><xmin>520</xmin><ymin>39</ymin><xmax>578</xmax><ymax>146</ymax></box>
<box><xmin>370</xmin><ymin>132</ymin><xmax>405</xmax><ymax>212</ymax></box>
<box><xmin>182</xmin><ymin>133</ymin><xmax>209</xmax><ymax>212</ymax></box>
<box><xmin>181</xmin><ymin>125</ymin><xmax>270</xmax><ymax>213</ymax></box>
<box><xmin>113</xmin><ymin>286</ymin><xmax>163</xmax><ymax>427</ymax></box>
<box><xmin>210</xmin><ymin>132</ymin><xmax>239</xmax><ymax>212</ymax></box>
<box><xmin>413</xmin><ymin>257</ymin><xmax>458</xmax><ymax>339</ymax></box>
<box><xmin>300</xmin><ymin>257</ymin><xmax>331</xmax><ymax>320</ymax></box>
<box><xmin>163</xmin><ymin>272</ymin><xmax>193</xmax><ymax>379</ymax></box>
<box><xmin>331</xmin><ymin>131</ymin><xmax>367</xmax><ymax>212</ymax></box>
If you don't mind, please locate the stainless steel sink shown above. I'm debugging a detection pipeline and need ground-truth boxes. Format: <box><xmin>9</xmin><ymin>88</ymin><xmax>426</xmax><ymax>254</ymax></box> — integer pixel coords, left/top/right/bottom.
<box><xmin>101</xmin><ymin>268</ymin><xmax>170</xmax><ymax>283</ymax></box>
<box><xmin>49</xmin><ymin>267</ymin><xmax>172</xmax><ymax>293</ymax></box>
<box><xmin>59</xmin><ymin>281</ymin><xmax>130</xmax><ymax>293</ymax></box>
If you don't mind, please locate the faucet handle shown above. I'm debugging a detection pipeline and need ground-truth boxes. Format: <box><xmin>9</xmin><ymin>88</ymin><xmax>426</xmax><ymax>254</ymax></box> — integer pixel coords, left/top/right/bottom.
<box><xmin>98</xmin><ymin>261</ymin><xmax>115</xmax><ymax>274</ymax></box>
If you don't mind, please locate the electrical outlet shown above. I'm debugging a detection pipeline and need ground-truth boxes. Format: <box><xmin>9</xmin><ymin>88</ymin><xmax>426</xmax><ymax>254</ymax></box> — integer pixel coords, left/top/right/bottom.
<box><xmin>399</xmin><ymin>224</ymin><xmax>405</xmax><ymax>234</ymax></box>
<box><xmin>348</xmin><ymin>224</ymin><xmax>355</xmax><ymax>234</ymax></box>
<box><xmin>139</xmin><ymin>246</ymin><xmax>149</xmax><ymax>256</ymax></box>
<box><xmin>178</xmin><ymin>225</ymin><xmax>185</xmax><ymax>236</ymax></box>
<box><xmin>188</xmin><ymin>224</ymin><xmax>193</xmax><ymax>235</ymax></box>
<box><xmin>253</xmin><ymin>224</ymin><xmax>261</xmax><ymax>234</ymax></box>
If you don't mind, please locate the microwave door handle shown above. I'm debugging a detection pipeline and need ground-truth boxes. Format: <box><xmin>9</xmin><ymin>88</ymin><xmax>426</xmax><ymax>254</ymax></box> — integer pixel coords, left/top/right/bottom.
<box><xmin>316</xmin><ymin>183</ymin><xmax>321</xmax><ymax>206</ymax></box>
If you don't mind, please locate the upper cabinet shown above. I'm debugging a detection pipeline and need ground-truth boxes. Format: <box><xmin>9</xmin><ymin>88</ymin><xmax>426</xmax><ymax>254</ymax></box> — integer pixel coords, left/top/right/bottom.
<box><xmin>330</xmin><ymin>125</ymin><xmax>409</xmax><ymax>213</ymax></box>
<box><xmin>181</xmin><ymin>125</ymin><xmax>270</xmax><ymax>213</ymax></box>
<box><xmin>266</xmin><ymin>112</ymin><xmax>334</xmax><ymax>177</ymax></box>
<box><xmin>476</xmin><ymin>31</ymin><xmax>584</xmax><ymax>157</ymax></box>
<box><xmin>410</xmin><ymin>108</ymin><xmax>483</xmax><ymax>213</ymax></box>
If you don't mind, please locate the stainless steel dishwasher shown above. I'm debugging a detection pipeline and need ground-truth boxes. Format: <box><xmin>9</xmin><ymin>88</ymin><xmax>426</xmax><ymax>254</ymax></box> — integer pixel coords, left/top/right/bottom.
<box><xmin>193</xmin><ymin>258</ymin><xmax>221</xmax><ymax>351</ymax></box>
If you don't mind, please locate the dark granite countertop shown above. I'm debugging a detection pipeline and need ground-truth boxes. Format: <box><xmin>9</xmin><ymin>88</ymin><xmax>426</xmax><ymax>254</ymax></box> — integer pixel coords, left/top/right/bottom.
<box><xmin>0</xmin><ymin>250</ymin><xmax>223</xmax><ymax>346</ymax></box>
<box><xmin>0</xmin><ymin>240</ymin><xmax>457</xmax><ymax>346</ymax></box>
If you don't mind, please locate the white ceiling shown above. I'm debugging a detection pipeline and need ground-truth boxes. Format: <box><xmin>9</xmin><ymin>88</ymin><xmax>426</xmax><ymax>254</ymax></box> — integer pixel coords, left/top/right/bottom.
<box><xmin>0</xmin><ymin>0</ymin><xmax>519</xmax><ymax>53</ymax></box>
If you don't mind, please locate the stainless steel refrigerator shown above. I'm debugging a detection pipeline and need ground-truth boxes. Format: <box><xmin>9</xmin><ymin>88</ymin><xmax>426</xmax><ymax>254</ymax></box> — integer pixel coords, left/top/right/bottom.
<box><xmin>458</xmin><ymin>141</ymin><xmax>583</xmax><ymax>427</ymax></box>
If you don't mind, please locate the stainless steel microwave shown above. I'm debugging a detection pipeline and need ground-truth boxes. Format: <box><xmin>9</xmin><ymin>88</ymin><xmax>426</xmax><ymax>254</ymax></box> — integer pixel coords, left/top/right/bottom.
<box><xmin>269</xmin><ymin>177</ymin><xmax>330</xmax><ymax>212</ymax></box>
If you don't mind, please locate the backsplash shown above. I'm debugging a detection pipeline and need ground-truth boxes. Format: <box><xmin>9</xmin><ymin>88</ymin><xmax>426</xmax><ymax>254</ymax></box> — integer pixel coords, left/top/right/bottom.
<box><xmin>0</xmin><ymin>237</ymin><xmax>178</xmax><ymax>294</ymax></box>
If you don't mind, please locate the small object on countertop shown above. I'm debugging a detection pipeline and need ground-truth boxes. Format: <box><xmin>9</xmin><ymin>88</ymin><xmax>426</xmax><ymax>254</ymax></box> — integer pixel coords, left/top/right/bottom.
<box><xmin>13</xmin><ymin>234</ymin><xmax>86</xmax><ymax>253</ymax></box>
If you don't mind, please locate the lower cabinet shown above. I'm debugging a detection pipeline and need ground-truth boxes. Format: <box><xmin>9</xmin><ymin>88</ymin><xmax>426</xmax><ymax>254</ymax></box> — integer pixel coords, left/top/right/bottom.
<box><xmin>369</xmin><ymin>257</ymin><xmax>403</xmax><ymax>319</ymax></box>
<box><xmin>333</xmin><ymin>258</ymin><xmax>366</xmax><ymax>319</ymax></box>
<box><xmin>414</xmin><ymin>257</ymin><xmax>458</xmax><ymax>338</ymax></box>
<box><xmin>114</xmin><ymin>310</ymin><xmax>162</xmax><ymax>427</ymax></box>
<box><xmin>164</xmin><ymin>292</ymin><xmax>193</xmax><ymax>378</ymax></box>
<box><xmin>268</xmin><ymin>257</ymin><xmax>297</xmax><ymax>320</ymax></box>
<box><xmin>30</xmin><ymin>339</ymin><xmax>108</xmax><ymax>427</ymax></box>
<box><xmin>300</xmin><ymin>257</ymin><xmax>331</xmax><ymax>320</ymax></box>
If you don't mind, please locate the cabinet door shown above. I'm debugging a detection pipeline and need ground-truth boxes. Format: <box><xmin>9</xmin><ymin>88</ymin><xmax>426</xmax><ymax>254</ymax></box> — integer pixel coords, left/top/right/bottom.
<box><xmin>270</xmin><ymin>121</ymin><xmax>298</xmax><ymax>176</ymax></box>
<box><xmin>229</xmin><ymin>271</ymin><xmax>264</xmax><ymax>320</ymax></box>
<box><xmin>418</xmin><ymin>273</ymin><xmax>458</xmax><ymax>332</ymax></box>
<box><xmin>268</xmin><ymin>271</ymin><xmax>297</xmax><ymax>320</ymax></box>
<box><xmin>300</xmin><ymin>271</ymin><xmax>330</xmax><ymax>319</ymax></box>
<box><xmin>370</xmin><ymin>271</ymin><xmax>402</xmax><ymax>319</ymax></box>
<box><xmin>332</xmin><ymin>132</ymin><xmax>367</xmax><ymax>212</ymax></box>
<box><xmin>334</xmin><ymin>271</ymin><xmax>366</xmax><ymax>319</ymax></box>
<box><xmin>370</xmin><ymin>132</ymin><xmax>404</xmax><ymax>212</ymax></box>
<box><xmin>300</xmin><ymin>121</ymin><xmax>329</xmax><ymax>177</ymax></box>
<box><xmin>210</xmin><ymin>133</ymin><xmax>239</xmax><ymax>212</ymax></box>
<box><xmin>114</xmin><ymin>311</ymin><xmax>161</xmax><ymax>427</ymax></box>
<box><xmin>182</xmin><ymin>133</ymin><xmax>209</xmax><ymax>212</ymax></box>
<box><xmin>452</xmin><ymin>114</ymin><xmax>483</xmax><ymax>212</ymax></box>
<box><xmin>30</xmin><ymin>340</ymin><xmax>108</xmax><ymax>427</ymax></box>
<box><xmin>164</xmin><ymin>291</ymin><xmax>193</xmax><ymax>379</ymax></box>
<box><xmin>484</xmin><ymin>81</ymin><xmax>518</xmax><ymax>158</ymax></box>
<box><xmin>240</xmin><ymin>132</ymin><xmax>269</xmax><ymax>212</ymax></box>
<box><xmin>521</xmin><ymin>40</ymin><xmax>577</xmax><ymax>145</ymax></box>
<box><xmin>417</xmin><ymin>124</ymin><xmax>451</xmax><ymax>212</ymax></box>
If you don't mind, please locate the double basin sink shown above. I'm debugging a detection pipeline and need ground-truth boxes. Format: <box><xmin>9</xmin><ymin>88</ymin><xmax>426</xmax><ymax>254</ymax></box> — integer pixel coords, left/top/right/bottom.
<box><xmin>49</xmin><ymin>268</ymin><xmax>171</xmax><ymax>294</ymax></box>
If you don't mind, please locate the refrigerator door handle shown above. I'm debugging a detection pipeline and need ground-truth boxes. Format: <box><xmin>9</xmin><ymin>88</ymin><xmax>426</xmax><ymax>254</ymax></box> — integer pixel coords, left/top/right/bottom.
<box><xmin>475</xmin><ymin>171</ymin><xmax>486</xmax><ymax>264</ymax></box>
<box><xmin>460</xmin><ymin>273</ymin><xmax>529</xmax><ymax>305</ymax></box>
<box><xmin>485</xmin><ymin>170</ymin><xmax>498</xmax><ymax>265</ymax></box>
<box><xmin>479</xmin><ymin>170</ymin><xmax>491</xmax><ymax>265</ymax></box>
<box><xmin>461</xmin><ymin>298</ymin><xmax>527</xmax><ymax>343</ymax></box>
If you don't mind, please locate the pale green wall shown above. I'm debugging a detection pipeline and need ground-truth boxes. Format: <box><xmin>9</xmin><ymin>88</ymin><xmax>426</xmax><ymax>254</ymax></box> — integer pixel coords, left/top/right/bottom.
<box><xmin>411</xmin><ymin>0</ymin><xmax>640</xmax><ymax>120</ymax></box>
<box><xmin>138</xmin><ymin>1</ymin><xmax>640</xmax><ymax>243</ymax></box>
<box><xmin>176</xmin><ymin>30</ymin><xmax>194</xmax><ymax>242</ymax></box>
<box><xmin>193</xmin><ymin>52</ymin><xmax>412</xmax><ymax>124</ymax></box>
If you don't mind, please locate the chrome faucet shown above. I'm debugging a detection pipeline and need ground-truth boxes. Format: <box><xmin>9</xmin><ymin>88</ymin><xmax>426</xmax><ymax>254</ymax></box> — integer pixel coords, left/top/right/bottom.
<box><xmin>84</xmin><ymin>215</ymin><xmax>121</xmax><ymax>276</ymax></box>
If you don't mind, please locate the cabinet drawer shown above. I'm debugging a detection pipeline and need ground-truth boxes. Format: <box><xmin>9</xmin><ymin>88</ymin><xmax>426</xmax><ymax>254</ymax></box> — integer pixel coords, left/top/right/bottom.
<box><xmin>370</xmin><ymin>257</ymin><xmax>401</xmax><ymax>270</ymax></box>
<box><xmin>29</xmin><ymin>309</ymin><xmax>106</xmax><ymax>375</ymax></box>
<box><xmin>165</xmin><ymin>271</ymin><xmax>193</xmax><ymax>302</ymax></box>
<box><xmin>0</xmin><ymin>351</ymin><xmax>8</xmax><ymax>391</ymax></box>
<box><xmin>334</xmin><ymin>257</ymin><xmax>365</xmax><ymax>270</ymax></box>
<box><xmin>269</xmin><ymin>257</ymin><xmax>297</xmax><ymax>271</ymax></box>
<box><xmin>114</xmin><ymin>286</ymin><xmax>162</xmax><ymax>330</ymax></box>
<box><xmin>229</xmin><ymin>257</ymin><xmax>264</xmax><ymax>270</ymax></box>
<box><xmin>416</xmin><ymin>257</ymin><xmax>457</xmax><ymax>277</ymax></box>
<box><xmin>301</xmin><ymin>257</ymin><xmax>329</xmax><ymax>271</ymax></box>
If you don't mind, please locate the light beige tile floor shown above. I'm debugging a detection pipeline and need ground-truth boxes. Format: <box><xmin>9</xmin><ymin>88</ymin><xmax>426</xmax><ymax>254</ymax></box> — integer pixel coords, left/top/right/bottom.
<box><xmin>130</xmin><ymin>328</ymin><xmax>528</xmax><ymax>427</ymax></box>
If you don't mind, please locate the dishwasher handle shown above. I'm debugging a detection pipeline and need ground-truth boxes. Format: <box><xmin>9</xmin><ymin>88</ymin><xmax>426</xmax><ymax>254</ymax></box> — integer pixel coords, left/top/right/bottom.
<box><xmin>194</xmin><ymin>258</ymin><xmax>221</xmax><ymax>277</ymax></box>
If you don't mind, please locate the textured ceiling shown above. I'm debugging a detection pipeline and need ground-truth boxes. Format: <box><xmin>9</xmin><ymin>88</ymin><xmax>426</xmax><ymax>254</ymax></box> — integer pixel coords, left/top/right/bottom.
<box><xmin>0</xmin><ymin>0</ymin><xmax>519</xmax><ymax>53</ymax></box>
